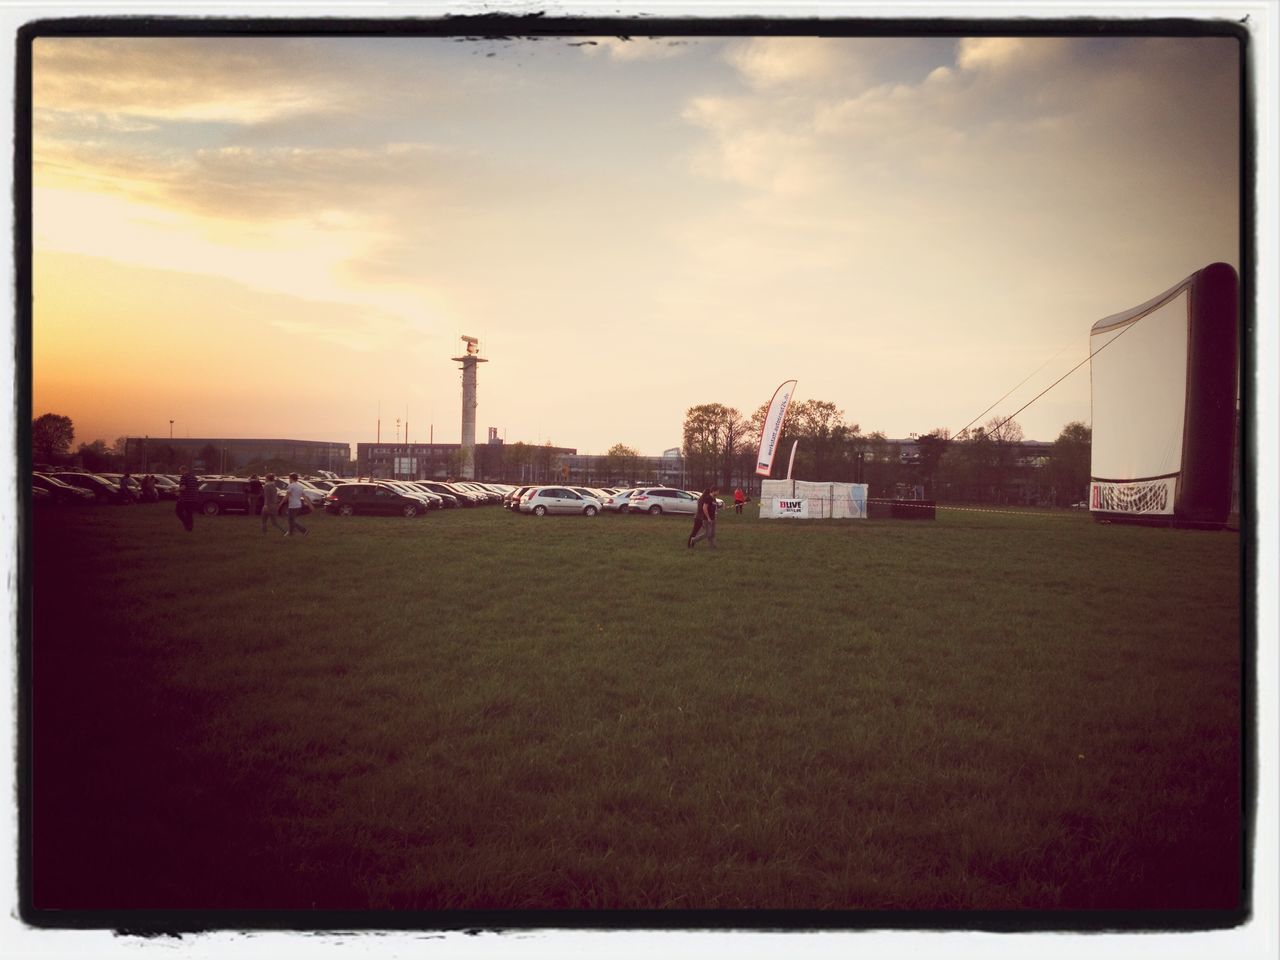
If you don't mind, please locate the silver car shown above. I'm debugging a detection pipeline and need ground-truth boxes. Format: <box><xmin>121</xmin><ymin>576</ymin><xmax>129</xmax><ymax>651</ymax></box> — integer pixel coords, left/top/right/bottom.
<box><xmin>627</xmin><ymin>487</ymin><xmax>704</xmax><ymax>515</ymax></box>
<box><xmin>601</xmin><ymin>488</ymin><xmax>642</xmax><ymax>514</ymax></box>
<box><xmin>518</xmin><ymin>486</ymin><xmax>602</xmax><ymax>517</ymax></box>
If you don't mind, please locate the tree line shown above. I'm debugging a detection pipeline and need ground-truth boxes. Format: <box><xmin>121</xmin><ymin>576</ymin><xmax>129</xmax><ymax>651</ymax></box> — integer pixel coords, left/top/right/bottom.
<box><xmin>31</xmin><ymin>413</ymin><xmax>306</xmax><ymax>476</ymax></box>
<box><xmin>31</xmin><ymin>413</ymin><xmax>136</xmax><ymax>472</ymax></box>
<box><xmin>32</xmin><ymin>407</ymin><xmax>1093</xmax><ymax>505</ymax></box>
<box><xmin>676</xmin><ymin>401</ymin><xmax>1092</xmax><ymax>507</ymax></box>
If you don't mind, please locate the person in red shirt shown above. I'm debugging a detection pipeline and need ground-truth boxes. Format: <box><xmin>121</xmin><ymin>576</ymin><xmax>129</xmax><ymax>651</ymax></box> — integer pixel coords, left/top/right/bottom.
<box><xmin>733</xmin><ymin>486</ymin><xmax>747</xmax><ymax>514</ymax></box>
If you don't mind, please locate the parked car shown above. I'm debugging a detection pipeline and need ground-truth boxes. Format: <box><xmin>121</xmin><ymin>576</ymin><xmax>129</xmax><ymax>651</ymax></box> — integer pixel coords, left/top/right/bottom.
<box><xmin>152</xmin><ymin>476</ymin><xmax>179</xmax><ymax>500</ymax></box>
<box><xmin>452</xmin><ymin>482</ymin><xmax>502</xmax><ymax>505</ymax></box>
<box><xmin>325</xmin><ymin>483</ymin><xmax>427</xmax><ymax>517</ymax></box>
<box><xmin>405</xmin><ymin>482</ymin><xmax>459</xmax><ymax>508</ymax></box>
<box><xmin>517</xmin><ymin>486</ymin><xmax>602</xmax><ymax>517</ymax></box>
<box><xmin>627</xmin><ymin>487</ymin><xmax>704</xmax><ymax>516</ymax></box>
<box><xmin>193</xmin><ymin>478</ymin><xmax>259</xmax><ymax>515</ymax></box>
<box><xmin>48</xmin><ymin>472</ymin><xmax>130</xmax><ymax>504</ymax></box>
<box><xmin>376</xmin><ymin>480</ymin><xmax>443</xmax><ymax>510</ymax></box>
<box><xmin>569</xmin><ymin>486</ymin><xmax>610</xmax><ymax>503</ymax></box>
<box><xmin>296</xmin><ymin>480</ymin><xmax>330</xmax><ymax>508</ymax></box>
<box><xmin>33</xmin><ymin>473</ymin><xmax>97</xmax><ymax>505</ymax></box>
<box><xmin>504</xmin><ymin>486</ymin><xmax>536</xmax><ymax>509</ymax></box>
<box><xmin>601</xmin><ymin>488</ymin><xmax>642</xmax><ymax>514</ymax></box>
<box><xmin>96</xmin><ymin>473</ymin><xmax>144</xmax><ymax>502</ymax></box>
<box><xmin>32</xmin><ymin>485</ymin><xmax>52</xmax><ymax>507</ymax></box>
<box><xmin>432</xmin><ymin>481</ymin><xmax>483</xmax><ymax>506</ymax></box>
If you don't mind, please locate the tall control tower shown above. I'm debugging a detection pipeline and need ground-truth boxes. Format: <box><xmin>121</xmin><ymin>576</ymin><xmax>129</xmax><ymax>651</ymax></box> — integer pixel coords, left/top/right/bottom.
<box><xmin>451</xmin><ymin>335</ymin><xmax>488</xmax><ymax>479</ymax></box>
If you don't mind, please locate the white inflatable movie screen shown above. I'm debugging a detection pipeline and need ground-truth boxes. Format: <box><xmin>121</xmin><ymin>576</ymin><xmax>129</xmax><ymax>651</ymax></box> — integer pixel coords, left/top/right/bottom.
<box><xmin>1088</xmin><ymin>262</ymin><xmax>1237</xmax><ymax>527</ymax></box>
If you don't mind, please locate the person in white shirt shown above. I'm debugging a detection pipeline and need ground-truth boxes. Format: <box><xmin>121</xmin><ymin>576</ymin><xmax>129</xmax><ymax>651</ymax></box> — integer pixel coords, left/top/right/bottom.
<box><xmin>284</xmin><ymin>472</ymin><xmax>309</xmax><ymax>538</ymax></box>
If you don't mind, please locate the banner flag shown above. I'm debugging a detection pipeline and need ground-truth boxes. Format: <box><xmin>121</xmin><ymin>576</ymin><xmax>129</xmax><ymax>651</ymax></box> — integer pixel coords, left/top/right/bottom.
<box><xmin>755</xmin><ymin>379</ymin><xmax>798</xmax><ymax>477</ymax></box>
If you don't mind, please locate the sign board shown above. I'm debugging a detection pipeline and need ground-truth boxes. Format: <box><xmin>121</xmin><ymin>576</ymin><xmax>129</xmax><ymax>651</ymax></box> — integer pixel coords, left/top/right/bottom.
<box><xmin>773</xmin><ymin>498</ymin><xmax>809</xmax><ymax>519</ymax></box>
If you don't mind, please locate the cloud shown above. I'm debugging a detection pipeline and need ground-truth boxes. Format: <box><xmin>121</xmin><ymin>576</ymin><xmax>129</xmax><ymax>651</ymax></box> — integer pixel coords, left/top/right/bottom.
<box><xmin>724</xmin><ymin>36</ymin><xmax>857</xmax><ymax>91</ymax></box>
<box><xmin>579</xmin><ymin>36</ymin><xmax>696</xmax><ymax>62</ymax></box>
<box><xmin>686</xmin><ymin>36</ymin><xmax>1238</xmax><ymax>201</ymax></box>
<box><xmin>33</xmin><ymin>37</ymin><xmax>364</xmax><ymax>124</ymax></box>
<box><xmin>954</xmin><ymin>37</ymin><xmax>1072</xmax><ymax>74</ymax></box>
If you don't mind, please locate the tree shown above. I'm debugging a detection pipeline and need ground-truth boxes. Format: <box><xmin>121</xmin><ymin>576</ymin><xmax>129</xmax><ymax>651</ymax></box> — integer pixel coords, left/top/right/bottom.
<box><xmin>948</xmin><ymin>426</ymin><xmax>992</xmax><ymax>501</ymax></box>
<box><xmin>505</xmin><ymin>442</ymin><xmax>534</xmax><ymax>483</ymax></box>
<box><xmin>604</xmin><ymin>443</ymin><xmax>639</xmax><ymax>484</ymax></box>
<box><xmin>475</xmin><ymin>442</ymin><xmax>507</xmax><ymax>481</ymax></box>
<box><xmin>32</xmin><ymin>413</ymin><xmax>74</xmax><ymax>464</ymax></box>
<box><xmin>1049</xmin><ymin>421</ymin><xmax>1092</xmax><ymax>506</ymax></box>
<box><xmin>445</xmin><ymin>447</ymin><xmax>469</xmax><ymax>479</ymax></box>
<box><xmin>914</xmin><ymin>429</ymin><xmax>951</xmax><ymax>497</ymax></box>
<box><xmin>985</xmin><ymin>416</ymin><xmax>1024</xmax><ymax>445</ymax></box>
<box><xmin>985</xmin><ymin>417</ymin><xmax>1024</xmax><ymax>502</ymax></box>
<box><xmin>857</xmin><ymin>430</ymin><xmax>899</xmax><ymax>496</ymax></box>
<box><xmin>787</xmin><ymin>399</ymin><xmax>857</xmax><ymax>479</ymax></box>
<box><xmin>195</xmin><ymin>443</ymin><xmax>219</xmax><ymax>473</ymax></box>
<box><xmin>682</xmin><ymin>403</ymin><xmax>747</xmax><ymax>489</ymax></box>
<box><xmin>536</xmin><ymin>442</ymin><xmax>555</xmax><ymax>483</ymax></box>
<box><xmin>76</xmin><ymin>439</ymin><xmax>115</xmax><ymax>473</ymax></box>
<box><xmin>145</xmin><ymin>442</ymin><xmax>179</xmax><ymax>472</ymax></box>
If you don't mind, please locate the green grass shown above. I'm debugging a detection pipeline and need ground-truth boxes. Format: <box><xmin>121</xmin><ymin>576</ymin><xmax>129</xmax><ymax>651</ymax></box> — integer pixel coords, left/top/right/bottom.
<box><xmin>27</xmin><ymin>501</ymin><xmax>1243</xmax><ymax>913</ymax></box>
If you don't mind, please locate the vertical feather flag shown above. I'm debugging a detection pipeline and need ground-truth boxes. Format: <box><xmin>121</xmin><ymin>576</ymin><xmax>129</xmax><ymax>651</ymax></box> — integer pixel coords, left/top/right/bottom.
<box><xmin>755</xmin><ymin>380</ymin><xmax>798</xmax><ymax>477</ymax></box>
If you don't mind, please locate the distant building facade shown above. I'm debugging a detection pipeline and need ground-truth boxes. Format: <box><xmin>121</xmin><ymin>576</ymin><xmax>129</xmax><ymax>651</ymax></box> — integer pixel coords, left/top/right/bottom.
<box><xmin>356</xmin><ymin>441</ymin><xmax>578</xmax><ymax>482</ymax></box>
<box><xmin>123</xmin><ymin>437</ymin><xmax>350</xmax><ymax>474</ymax></box>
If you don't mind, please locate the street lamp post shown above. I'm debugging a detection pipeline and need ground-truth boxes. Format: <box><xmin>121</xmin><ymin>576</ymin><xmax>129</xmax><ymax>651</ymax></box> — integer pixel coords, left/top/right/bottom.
<box><xmin>169</xmin><ymin>420</ymin><xmax>174</xmax><ymax>440</ymax></box>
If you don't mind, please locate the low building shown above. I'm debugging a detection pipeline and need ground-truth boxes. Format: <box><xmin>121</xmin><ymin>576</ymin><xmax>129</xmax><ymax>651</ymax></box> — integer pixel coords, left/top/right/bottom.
<box><xmin>356</xmin><ymin>441</ymin><xmax>578</xmax><ymax>482</ymax></box>
<box><xmin>123</xmin><ymin>437</ymin><xmax>351</xmax><ymax>475</ymax></box>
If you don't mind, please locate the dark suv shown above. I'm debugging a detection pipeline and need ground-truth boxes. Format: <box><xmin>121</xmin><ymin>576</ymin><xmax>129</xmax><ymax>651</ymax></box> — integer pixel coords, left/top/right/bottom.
<box><xmin>325</xmin><ymin>483</ymin><xmax>426</xmax><ymax>518</ymax></box>
<box><xmin>194</xmin><ymin>479</ymin><xmax>257</xmax><ymax>515</ymax></box>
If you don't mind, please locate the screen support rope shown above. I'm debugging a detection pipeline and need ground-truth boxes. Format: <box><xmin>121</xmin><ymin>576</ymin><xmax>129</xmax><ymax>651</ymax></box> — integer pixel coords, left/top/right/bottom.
<box><xmin>953</xmin><ymin>321</ymin><xmax>1138</xmax><ymax>440</ymax></box>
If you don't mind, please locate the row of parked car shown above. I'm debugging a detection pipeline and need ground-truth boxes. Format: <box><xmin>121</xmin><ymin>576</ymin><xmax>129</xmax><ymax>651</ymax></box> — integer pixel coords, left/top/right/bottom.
<box><xmin>321</xmin><ymin>479</ymin><xmax>513</xmax><ymax>517</ymax></box>
<box><xmin>32</xmin><ymin>471</ymin><xmax>172</xmax><ymax>505</ymax></box>
<box><xmin>503</xmin><ymin>485</ymin><xmax>723</xmax><ymax>517</ymax></box>
<box><xmin>177</xmin><ymin>477</ymin><xmax>519</xmax><ymax>518</ymax></box>
<box><xmin>33</xmin><ymin>471</ymin><xmax>724</xmax><ymax>521</ymax></box>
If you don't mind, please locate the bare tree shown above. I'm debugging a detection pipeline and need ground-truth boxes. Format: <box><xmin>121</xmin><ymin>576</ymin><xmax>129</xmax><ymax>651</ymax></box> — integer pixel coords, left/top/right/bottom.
<box><xmin>682</xmin><ymin>404</ymin><xmax>745</xmax><ymax>489</ymax></box>
<box><xmin>604</xmin><ymin>443</ymin><xmax>639</xmax><ymax>485</ymax></box>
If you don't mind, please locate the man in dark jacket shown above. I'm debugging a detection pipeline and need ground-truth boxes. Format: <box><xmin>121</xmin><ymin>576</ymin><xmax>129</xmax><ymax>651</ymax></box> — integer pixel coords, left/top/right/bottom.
<box><xmin>246</xmin><ymin>474</ymin><xmax>264</xmax><ymax>517</ymax></box>
<box><xmin>175</xmin><ymin>465</ymin><xmax>200</xmax><ymax>532</ymax></box>
<box><xmin>688</xmin><ymin>484</ymin><xmax>719</xmax><ymax>549</ymax></box>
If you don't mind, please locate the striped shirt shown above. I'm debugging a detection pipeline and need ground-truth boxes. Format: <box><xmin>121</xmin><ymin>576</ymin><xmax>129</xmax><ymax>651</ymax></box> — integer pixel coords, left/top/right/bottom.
<box><xmin>177</xmin><ymin>472</ymin><xmax>201</xmax><ymax>503</ymax></box>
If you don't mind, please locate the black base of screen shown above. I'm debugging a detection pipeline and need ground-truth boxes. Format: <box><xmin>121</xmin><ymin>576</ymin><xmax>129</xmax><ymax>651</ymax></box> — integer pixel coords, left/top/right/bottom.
<box><xmin>868</xmin><ymin>499</ymin><xmax>936</xmax><ymax>520</ymax></box>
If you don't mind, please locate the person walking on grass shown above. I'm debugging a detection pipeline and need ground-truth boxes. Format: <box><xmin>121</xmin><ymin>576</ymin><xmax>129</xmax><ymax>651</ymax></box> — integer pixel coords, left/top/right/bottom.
<box><xmin>734</xmin><ymin>486</ymin><xmax>747</xmax><ymax>514</ymax></box>
<box><xmin>175</xmin><ymin>465</ymin><xmax>200</xmax><ymax>532</ymax></box>
<box><xmin>688</xmin><ymin>483</ymin><xmax>719</xmax><ymax>549</ymax></box>
<box><xmin>261</xmin><ymin>473</ymin><xmax>286</xmax><ymax>535</ymax></box>
<box><xmin>284</xmin><ymin>472</ymin><xmax>309</xmax><ymax>537</ymax></box>
<box><xmin>246</xmin><ymin>473</ymin><xmax>264</xmax><ymax>517</ymax></box>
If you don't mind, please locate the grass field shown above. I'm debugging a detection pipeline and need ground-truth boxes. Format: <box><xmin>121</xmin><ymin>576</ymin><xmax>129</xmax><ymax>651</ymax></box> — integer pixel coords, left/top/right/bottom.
<box><xmin>26</xmin><ymin>500</ymin><xmax>1245</xmax><ymax>917</ymax></box>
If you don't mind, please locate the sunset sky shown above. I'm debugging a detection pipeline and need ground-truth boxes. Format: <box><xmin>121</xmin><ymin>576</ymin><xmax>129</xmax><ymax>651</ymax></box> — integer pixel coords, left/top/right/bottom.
<box><xmin>30</xmin><ymin>27</ymin><xmax>1242</xmax><ymax>455</ymax></box>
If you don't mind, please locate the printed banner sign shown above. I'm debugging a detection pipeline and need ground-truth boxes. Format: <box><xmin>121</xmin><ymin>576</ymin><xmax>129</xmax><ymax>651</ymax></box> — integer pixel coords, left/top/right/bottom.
<box><xmin>1089</xmin><ymin>478</ymin><xmax>1176</xmax><ymax>515</ymax></box>
<box><xmin>755</xmin><ymin>379</ymin><xmax>798</xmax><ymax>476</ymax></box>
<box><xmin>773</xmin><ymin>498</ymin><xmax>809</xmax><ymax>518</ymax></box>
